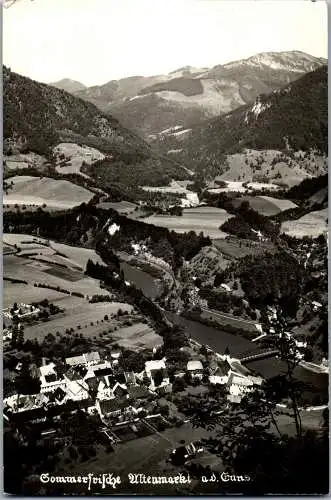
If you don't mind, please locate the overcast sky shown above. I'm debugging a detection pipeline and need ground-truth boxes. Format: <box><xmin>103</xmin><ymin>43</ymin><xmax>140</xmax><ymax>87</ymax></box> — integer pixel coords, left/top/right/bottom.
<box><xmin>3</xmin><ymin>0</ymin><xmax>328</xmax><ymax>87</ymax></box>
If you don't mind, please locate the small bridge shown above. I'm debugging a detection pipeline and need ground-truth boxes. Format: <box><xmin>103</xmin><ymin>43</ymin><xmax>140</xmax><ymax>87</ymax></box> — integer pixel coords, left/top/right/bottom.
<box><xmin>238</xmin><ymin>348</ymin><xmax>280</xmax><ymax>363</ymax></box>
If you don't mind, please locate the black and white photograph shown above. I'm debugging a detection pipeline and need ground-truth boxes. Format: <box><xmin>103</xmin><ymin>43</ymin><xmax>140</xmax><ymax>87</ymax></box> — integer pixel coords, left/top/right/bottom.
<box><xmin>2</xmin><ymin>0</ymin><xmax>329</xmax><ymax>495</ymax></box>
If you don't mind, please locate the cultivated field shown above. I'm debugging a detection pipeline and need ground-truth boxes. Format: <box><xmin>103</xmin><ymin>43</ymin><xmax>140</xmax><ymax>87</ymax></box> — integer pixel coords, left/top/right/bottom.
<box><xmin>281</xmin><ymin>209</ymin><xmax>328</xmax><ymax>238</ymax></box>
<box><xmin>112</xmin><ymin>322</ymin><xmax>162</xmax><ymax>350</ymax></box>
<box><xmin>143</xmin><ymin>206</ymin><xmax>231</xmax><ymax>239</ymax></box>
<box><xmin>3</xmin><ymin>233</ymin><xmax>136</xmax><ymax>342</ymax></box>
<box><xmin>231</xmin><ymin>195</ymin><xmax>297</xmax><ymax>216</ymax></box>
<box><xmin>54</xmin><ymin>142</ymin><xmax>105</xmax><ymax>175</ymax></box>
<box><xmin>22</xmin><ymin>301</ymin><xmax>133</xmax><ymax>341</ymax></box>
<box><xmin>97</xmin><ymin>200</ymin><xmax>138</xmax><ymax>215</ymax></box>
<box><xmin>49</xmin><ymin>241</ymin><xmax>106</xmax><ymax>270</ymax></box>
<box><xmin>4</xmin><ymin>281</ymin><xmax>71</xmax><ymax>309</ymax></box>
<box><xmin>3</xmin><ymin>176</ymin><xmax>94</xmax><ymax>209</ymax></box>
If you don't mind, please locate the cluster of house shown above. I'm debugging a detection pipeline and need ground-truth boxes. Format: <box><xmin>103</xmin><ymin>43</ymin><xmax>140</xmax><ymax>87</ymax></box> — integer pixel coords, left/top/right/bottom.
<box><xmin>4</xmin><ymin>350</ymin><xmax>170</xmax><ymax>425</ymax></box>
<box><xmin>187</xmin><ymin>353</ymin><xmax>263</xmax><ymax>404</ymax></box>
<box><xmin>3</xmin><ymin>302</ymin><xmax>40</xmax><ymax>322</ymax></box>
<box><xmin>4</xmin><ymin>342</ymin><xmax>265</xmax><ymax>431</ymax></box>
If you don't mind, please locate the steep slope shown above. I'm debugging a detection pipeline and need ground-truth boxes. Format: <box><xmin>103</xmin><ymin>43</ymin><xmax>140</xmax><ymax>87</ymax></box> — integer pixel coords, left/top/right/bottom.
<box><xmin>166</xmin><ymin>66</ymin><xmax>328</xmax><ymax>176</ymax></box>
<box><xmin>74</xmin><ymin>51</ymin><xmax>326</xmax><ymax>137</ymax></box>
<box><xmin>3</xmin><ymin>66</ymin><xmax>187</xmax><ymax>192</ymax></box>
<box><xmin>50</xmin><ymin>78</ymin><xmax>87</xmax><ymax>93</ymax></box>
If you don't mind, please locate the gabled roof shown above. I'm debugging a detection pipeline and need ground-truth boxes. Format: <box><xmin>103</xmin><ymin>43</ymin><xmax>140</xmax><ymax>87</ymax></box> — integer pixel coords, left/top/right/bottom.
<box><xmin>86</xmin><ymin>377</ymin><xmax>99</xmax><ymax>392</ymax></box>
<box><xmin>113</xmin><ymin>383</ymin><xmax>128</xmax><ymax>398</ymax></box>
<box><xmin>228</xmin><ymin>371</ymin><xmax>253</xmax><ymax>387</ymax></box>
<box><xmin>187</xmin><ymin>360</ymin><xmax>203</xmax><ymax>371</ymax></box>
<box><xmin>145</xmin><ymin>359</ymin><xmax>166</xmax><ymax>373</ymax></box>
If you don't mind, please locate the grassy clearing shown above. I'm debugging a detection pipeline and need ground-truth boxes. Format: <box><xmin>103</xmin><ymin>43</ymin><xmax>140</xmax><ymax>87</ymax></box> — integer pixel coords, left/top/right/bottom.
<box><xmin>218</xmin><ymin>150</ymin><xmax>327</xmax><ymax>187</ymax></box>
<box><xmin>232</xmin><ymin>195</ymin><xmax>297</xmax><ymax>216</ymax></box>
<box><xmin>213</xmin><ymin>237</ymin><xmax>276</xmax><ymax>259</ymax></box>
<box><xmin>53</xmin><ymin>142</ymin><xmax>105</xmax><ymax>176</ymax></box>
<box><xmin>4</xmin><ymin>254</ymin><xmax>106</xmax><ymax>296</ymax></box>
<box><xmin>4</xmin><ymin>152</ymin><xmax>46</xmax><ymax>172</ymax></box>
<box><xmin>281</xmin><ymin>209</ymin><xmax>328</xmax><ymax>238</ymax></box>
<box><xmin>97</xmin><ymin>200</ymin><xmax>138</xmax><ymax>215</ymax></box>
<box><xmin>3</xmin><ymin>176</ymin><xmax>93</xmax><ymax>209</ymax></box>
<box><xmin>143</xmin><ymin>206</ymin><xmax>231</xmax><ymax>239</ymax></box>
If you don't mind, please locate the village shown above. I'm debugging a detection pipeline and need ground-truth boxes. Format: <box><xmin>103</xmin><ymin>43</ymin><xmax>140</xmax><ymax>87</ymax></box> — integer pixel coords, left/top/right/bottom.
<box><xmin>3</xmin><ymin>299</ymin><xmax>266</xmax><ymax>465</ymax></box>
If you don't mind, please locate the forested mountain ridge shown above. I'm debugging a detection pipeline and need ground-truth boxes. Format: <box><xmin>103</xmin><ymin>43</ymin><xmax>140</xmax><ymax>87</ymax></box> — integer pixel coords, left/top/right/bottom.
<box><xmin>3</xmin><ymin>66</ymin><xmax>188</xmax><ymax>187</ymax></box>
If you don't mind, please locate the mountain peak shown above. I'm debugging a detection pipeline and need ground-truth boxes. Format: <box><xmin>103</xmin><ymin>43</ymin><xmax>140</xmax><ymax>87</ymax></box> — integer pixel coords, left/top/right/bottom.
<box><xmin>50</xmin><ymin>78</ymin><xmax>87</xmax><ymax>93</ymax></box>
<box><xmin>223</xmin><ymin>50</ymin><xmax>326</xmax><ymax>73</ymax></box>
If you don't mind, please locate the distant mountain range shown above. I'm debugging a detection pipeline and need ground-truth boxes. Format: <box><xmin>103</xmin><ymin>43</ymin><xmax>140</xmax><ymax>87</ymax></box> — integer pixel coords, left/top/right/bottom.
<box><xmin>50</xmin><ymin>78</ymin><xmax>87</xmax><ymax>93</ymax></box>
<box><xmin>70</xmin><ymin>51</ymin><xmax>326</xmax><ymax>138</ymax></box>
<box><xmin>3</xmin><ymin>52</ymin><xmax>327</xmax><ymax>197</ymax></box>
<box><xmin>154</xmin><ymin>65</ymin><xmax>327</xmax><ymax>178</ymax></box>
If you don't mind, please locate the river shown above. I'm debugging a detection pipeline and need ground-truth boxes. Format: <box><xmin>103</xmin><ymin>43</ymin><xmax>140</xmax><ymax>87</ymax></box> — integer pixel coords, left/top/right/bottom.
<box><xmin>120</xmin><ymin>261</ymin><xmax>328</xmax><ymax>402</ymax></box>
<box><xmin>120</xmin><ymin>261</ymin><xmax>163</xmax><ymax>301</ymax></box>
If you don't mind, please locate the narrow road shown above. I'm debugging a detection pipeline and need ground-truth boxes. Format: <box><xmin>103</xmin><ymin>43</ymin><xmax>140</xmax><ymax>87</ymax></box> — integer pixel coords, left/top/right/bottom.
<box><xmin>201</xmin><ymin>307</ymin><xmax>259</xmax><ymax>329</ymax></box>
